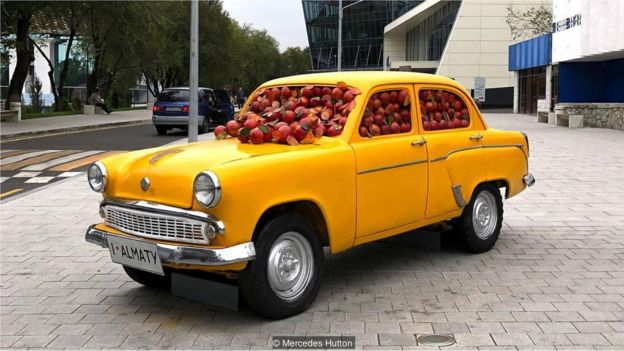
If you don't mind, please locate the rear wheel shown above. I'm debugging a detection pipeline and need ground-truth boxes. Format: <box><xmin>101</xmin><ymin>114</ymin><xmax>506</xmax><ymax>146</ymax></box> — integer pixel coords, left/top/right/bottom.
<box><xmin>455</xmin><ymin>184</ymin><xmax>503</xmax><ymax>253</ymax></box>
<box><xmin>155</xmin><ymin>126</ymin><xmax>168</xmax><ymax>135</ymax></box>
<box><xmin>198</xmin><ymin>116</ymin><xmax>210</xmax><ymax>134</ymax></box>
<box><xmin>239</xmin><ymin>214</ymin><xmax>324</xmax><ymax>319</ymax></box>
<box><xmin>123</xmin><ymin>266</ymin><xmax>170</xmax><ymax>288</ymax></box>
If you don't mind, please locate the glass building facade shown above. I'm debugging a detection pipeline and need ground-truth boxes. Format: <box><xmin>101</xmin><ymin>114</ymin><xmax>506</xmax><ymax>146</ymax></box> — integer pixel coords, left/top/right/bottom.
<box><xmin>302</xmin><ymin>0</ymin><xmax>423</xmax><ymax>71</ymax></box>
<box><xmin>405</xmin><ymin>1</ymin><xmax>460</xmax><ymax>62</ymax></box>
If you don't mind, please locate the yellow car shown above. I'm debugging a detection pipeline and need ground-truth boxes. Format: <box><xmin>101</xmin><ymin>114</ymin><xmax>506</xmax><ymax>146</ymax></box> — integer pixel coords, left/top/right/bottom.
<box><xmin>85</xmin><ymin>72</ymin><xmax>534</xmax><ymax>319</ymax></box>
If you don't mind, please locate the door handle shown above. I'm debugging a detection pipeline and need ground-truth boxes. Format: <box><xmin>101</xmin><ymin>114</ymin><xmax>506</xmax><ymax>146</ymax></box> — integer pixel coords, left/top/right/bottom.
<box><xmin>411</xmin><ymin>139</ymin><xmax>427</xmax><ymax>146</ymax></box>
<box><xmin>469</xmin><ymin>133</ymin><xmax>483</xmax><ymax>141</ymax></box>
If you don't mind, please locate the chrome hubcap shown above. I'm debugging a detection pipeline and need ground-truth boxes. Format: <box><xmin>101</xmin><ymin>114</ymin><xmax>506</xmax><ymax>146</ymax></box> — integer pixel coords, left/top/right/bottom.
<box><xmin>472</xmin><ymin>191</ymin><xmax>498</xmax><ymax>239</ymax></box>
<box><xmin>267</xmin><ymin>232</ymin><xmax>314</xmax><ymax>301</ymax></box>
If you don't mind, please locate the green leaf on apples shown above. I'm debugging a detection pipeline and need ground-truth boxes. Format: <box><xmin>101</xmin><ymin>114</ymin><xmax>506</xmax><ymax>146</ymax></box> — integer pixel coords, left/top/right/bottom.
<box><xmin>239</xmin><ymin>127</ymin><xmax>251</xmax><ymax>137</ymax></box>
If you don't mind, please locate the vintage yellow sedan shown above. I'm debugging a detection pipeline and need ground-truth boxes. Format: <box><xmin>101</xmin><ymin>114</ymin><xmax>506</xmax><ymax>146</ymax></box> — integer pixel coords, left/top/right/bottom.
<box><xmin>85</xmin><ymin>72</ymin><xmax>534</xmax><ymax>319</ymax></box>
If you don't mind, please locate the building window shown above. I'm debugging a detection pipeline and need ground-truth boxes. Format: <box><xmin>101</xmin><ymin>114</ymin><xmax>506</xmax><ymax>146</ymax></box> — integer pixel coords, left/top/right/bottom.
<box><xmin>303</xmin><ymin>0</ymin><xmax>423</xmax><ymax>71</ymax></box>
<box><xmin>405</xmin><ymin>1</ymin><xmax>460</xmax><ymax>62</ymax></box>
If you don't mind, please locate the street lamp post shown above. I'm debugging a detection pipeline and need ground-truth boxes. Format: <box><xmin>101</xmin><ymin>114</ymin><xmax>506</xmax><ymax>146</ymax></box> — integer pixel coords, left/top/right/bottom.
<box><xmin>337</xmin><ymin>0</ymin><xmax>343</xmax><ymax>72</ymax></box>
<box><xmin>188</xmin><ymin>0</ymin><xmax>199</xmax><ymax>143</ymax></box>
<box><xmin>337</xmin><ymin>0</ymin><xmax>362</xmax><ymax>72</ymax></box>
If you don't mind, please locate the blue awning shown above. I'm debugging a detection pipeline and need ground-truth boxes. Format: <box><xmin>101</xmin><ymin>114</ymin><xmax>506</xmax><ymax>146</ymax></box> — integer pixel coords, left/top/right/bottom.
<box><xmin>508</xmin><ymin>33</ymin><xmax>551</xmax><ymax>71</ymax></box>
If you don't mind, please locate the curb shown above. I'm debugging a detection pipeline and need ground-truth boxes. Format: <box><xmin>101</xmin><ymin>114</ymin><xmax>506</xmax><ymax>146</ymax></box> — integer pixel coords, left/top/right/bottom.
<box><xmin>0</xmin><ymin>119</ymin><xmax>151</xmax><ymax>141</ymax></box>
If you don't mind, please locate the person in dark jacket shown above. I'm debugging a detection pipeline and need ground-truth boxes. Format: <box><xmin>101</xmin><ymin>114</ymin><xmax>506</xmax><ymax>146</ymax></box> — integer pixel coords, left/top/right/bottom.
<box><xmin>236</xmin><ymin>87</ymin><xmax>245</xmax><ymax>110</ymax></box>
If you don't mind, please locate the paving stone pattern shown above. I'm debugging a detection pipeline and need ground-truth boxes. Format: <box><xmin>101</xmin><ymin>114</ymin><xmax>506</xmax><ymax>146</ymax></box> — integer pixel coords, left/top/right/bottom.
<box><xmin>1</xmin><ymin>114</ymin><xmax>623</xmax><ymax>350</ymax></box>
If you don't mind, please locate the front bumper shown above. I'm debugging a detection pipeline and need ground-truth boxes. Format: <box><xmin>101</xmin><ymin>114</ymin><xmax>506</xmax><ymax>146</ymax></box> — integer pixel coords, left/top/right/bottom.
<box><xmin>85</xmin><ymin>225</ymin><xmax>256</xmax><ymax>266</ymax></box>
<box><xmin>152</xmin><ymin>114</ymin><xmax>206</xmax><ymax>126</ymax></box>
<box><xmin>523</xmin><ymin>173</ymin><xmax>536</xmax><ymax>187</ymax></box>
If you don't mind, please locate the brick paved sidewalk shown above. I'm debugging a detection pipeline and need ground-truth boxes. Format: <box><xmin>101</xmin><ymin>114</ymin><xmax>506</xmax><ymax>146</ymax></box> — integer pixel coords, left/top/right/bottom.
<box><xmin>1</xmin><ymin>114</ymin><xmax>623</xmax><ymax>349</ymax></box>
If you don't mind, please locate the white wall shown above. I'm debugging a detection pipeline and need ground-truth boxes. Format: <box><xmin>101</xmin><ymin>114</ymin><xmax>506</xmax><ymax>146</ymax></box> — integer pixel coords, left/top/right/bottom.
<box><xmin>8</xmin><ymin>38</ymin><xmax>56</xmax><ymax>106</ymax></box>
<box><xmin>437</xmin><ymin>0</ymin><xmax>552</xmax><ymax>90</ymax></box>
<box><xmin>552</xmin><ymin>0</ymin><xmax>624</xmax><ymax>63</ymax></box>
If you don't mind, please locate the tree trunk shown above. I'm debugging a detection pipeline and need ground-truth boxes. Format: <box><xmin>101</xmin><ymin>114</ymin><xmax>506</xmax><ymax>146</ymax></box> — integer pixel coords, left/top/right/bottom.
<box><xmin>29</xmin><ymin>37</ymin><xmax>58</xmax><ymax>110</ymax></box>
<box><xmin>5</xmin><ymin>10</ymin><xmax>33</xmax><ymax>110</ymax></box>
<box><xmin>56</xmin><ymin>7</ymin><xmax>76</xmax><ymax>111</ymax></box>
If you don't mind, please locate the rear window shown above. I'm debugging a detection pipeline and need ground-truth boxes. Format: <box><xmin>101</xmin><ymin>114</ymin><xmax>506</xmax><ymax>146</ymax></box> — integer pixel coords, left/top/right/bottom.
<box><xmin>214</xmin><ymin>90</ymin><xmax>230</xmax><ymax>104</ymax></box>
<box><xmin>157</xmin><ymin>89</ymin><xmax>189</xmax><ymax>102</ymax></box>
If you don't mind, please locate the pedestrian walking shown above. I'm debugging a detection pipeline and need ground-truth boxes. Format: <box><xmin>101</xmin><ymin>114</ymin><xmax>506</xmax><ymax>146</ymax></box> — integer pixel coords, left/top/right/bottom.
<box><xmin>89</xmin><ymin>87</ymin><xmax>112</xmax><ymax>114</ymax></box>
<box><xmin>236</xmin><ymin>87</ymin><xmax>245</xmax><ymax>110</ymax></box>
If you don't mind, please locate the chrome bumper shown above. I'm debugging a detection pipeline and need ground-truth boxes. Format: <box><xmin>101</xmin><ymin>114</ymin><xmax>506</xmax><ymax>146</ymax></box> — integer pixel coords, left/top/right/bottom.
<box><xmin>85</xmin><ymin>225</ymin><xmax>256</xmax><ymax>266</ymax></box>
<box><xmin>523</xmin><ymin>173</ymin><xmax>536</xmax><ymax>187</ymax></box>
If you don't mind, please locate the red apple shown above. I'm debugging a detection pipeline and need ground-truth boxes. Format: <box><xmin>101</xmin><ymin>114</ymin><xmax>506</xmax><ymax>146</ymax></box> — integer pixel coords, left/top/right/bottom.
<box><xmin>249</xmin><ymin>128</ymin><xmax>264</xmax><ymax>144</ymax></box>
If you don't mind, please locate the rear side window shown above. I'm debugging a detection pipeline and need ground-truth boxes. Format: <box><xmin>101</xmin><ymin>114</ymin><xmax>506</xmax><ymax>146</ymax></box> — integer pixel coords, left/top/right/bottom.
<box><xmin>359</xmin><ymin>89</ymin><xmax>412</xmax><ymax>137</ymax></box>
<box><xmin>157</xmin><ymin>89</ymin><xmax>189</xmax><ymax>102</ymax></box>
<box><xmin>419</xmin><ymin>89</ymin><xmax>470</xmax><ymax>131</ymax></box>
<box><xmin>214</xmin><ymin>90</ymin><xmax>230</xmax><ymax>104</ymax></box>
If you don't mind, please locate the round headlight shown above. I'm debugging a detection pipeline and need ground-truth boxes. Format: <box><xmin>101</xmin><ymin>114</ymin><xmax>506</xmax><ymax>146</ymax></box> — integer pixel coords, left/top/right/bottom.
<box><xmin>87</xmin><ymin>161</ymin><xmax>107</xmax><ymax>192</ymax></box>
<box><xmin>193</xmin><ymin>171</ymin><xmax>221</xmax><ymax>208</ymax></box>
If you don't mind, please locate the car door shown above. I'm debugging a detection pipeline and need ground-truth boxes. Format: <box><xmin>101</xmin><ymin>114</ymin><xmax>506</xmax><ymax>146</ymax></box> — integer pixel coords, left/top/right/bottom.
<box><xmin>415</xmin><ymin>85</ymin><xmax>487</xmax><ymax>218</ymax></box>
<box><xmin>199</xmin><ymin>89</ymin><xmax>210</xmax><ymax>118</ymax></box>
<box><xmin>350</xmin><ymin>85</ymin><xmax>428</xmax><ymax>238</ymax></box>
<box><xmin>214</xmin><ymin>89</ymin><xmax>234</xmax><ymax>118</ymax></box>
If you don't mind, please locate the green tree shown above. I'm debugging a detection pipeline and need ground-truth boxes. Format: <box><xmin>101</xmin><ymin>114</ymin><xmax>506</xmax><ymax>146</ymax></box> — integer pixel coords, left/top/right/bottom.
<box><xmin>279</xmin><ymin>47</ymin><xmax>311</xmax><ymax>77</ymax></box>
<box><xmin>1</xmin><ymin>1</ymin><xmax>36</xmax><ymax>110</ymax></box>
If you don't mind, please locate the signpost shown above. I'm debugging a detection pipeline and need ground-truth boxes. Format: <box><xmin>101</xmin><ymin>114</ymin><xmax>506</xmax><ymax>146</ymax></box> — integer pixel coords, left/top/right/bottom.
<box><xmin>474</xmin><ymin>77</ymin><xmax>486</xmax><ymax>103</ymax></box>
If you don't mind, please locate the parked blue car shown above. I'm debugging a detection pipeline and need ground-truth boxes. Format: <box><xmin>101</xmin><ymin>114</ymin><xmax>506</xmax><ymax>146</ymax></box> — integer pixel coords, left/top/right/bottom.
<box><xmin>152</xmin><ymin>87</ymin><xmax>235</xmax><ymax>135</ymax></box>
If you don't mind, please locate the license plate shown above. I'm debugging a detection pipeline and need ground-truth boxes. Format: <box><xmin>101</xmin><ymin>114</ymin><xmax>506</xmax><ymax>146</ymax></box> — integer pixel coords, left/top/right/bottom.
<box><xmin>108</xmin><ymin>236</ymin><xmax>164</xmax><ymax>275</ymax></box>
<box><xmin>166</xmin><ymin>107</ymin><xmax>182</xmax><ymax>112</ymax></box>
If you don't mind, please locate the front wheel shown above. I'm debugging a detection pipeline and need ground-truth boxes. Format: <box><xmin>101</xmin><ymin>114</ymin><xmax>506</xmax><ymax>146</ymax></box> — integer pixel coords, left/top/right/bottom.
<box><xmin>455</xmin><ymin>184</ymin><xmax>503</xmax><ymax>253</ymax></box>
<box><xmin>239</xmin><ymin>214</ymin><xmax>325</xmax><ymax>319</ymax></box>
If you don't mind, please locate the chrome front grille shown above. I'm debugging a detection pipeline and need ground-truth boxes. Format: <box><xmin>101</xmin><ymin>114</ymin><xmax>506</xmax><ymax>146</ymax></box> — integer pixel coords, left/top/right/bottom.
<box><xmin>104</xmin><ymin>205</ymin><xmax>208</xmax><ymax>244</ymax></box>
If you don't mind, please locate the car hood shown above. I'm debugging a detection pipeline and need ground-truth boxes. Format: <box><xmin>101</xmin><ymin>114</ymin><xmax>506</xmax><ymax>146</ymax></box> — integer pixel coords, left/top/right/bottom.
<box><xmin>102</xmin><ymin>138</ymin><xmax>321</xmax><ymax>208</ymax></box>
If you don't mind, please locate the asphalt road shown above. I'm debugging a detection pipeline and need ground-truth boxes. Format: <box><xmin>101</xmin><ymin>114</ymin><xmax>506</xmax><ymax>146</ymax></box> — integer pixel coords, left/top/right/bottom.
<box><xmin>3</xmin><ymin>123</ymin><xmax>191</xmax><ymax>150</ymax></box>
<box><xmin>1</xmin><ymin>124</ymin><xmax>198</xmax><ymax>200</ymax></box>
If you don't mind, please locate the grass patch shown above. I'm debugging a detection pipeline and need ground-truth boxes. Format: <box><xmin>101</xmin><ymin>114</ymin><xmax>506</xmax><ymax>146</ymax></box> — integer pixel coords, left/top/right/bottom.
<box><xmin>21</xmin><ymin>110</ymin><xmax>82</xmax><ymax>120</ymax></box>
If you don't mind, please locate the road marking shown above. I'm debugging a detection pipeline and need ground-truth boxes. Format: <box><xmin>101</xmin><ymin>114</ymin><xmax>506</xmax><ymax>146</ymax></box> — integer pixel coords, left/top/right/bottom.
<box><xmin>24</xmin><ymin>177</ymin><xmax>55</xmax><ymax>184</ymax></box>
<box><xmin>0</xmin><ymin>177</ymin><xmax>8</xmax><ymax>183</ymax></box>
<box><xmin>22</xmin><ymin>150</ymin><xmax>103</xmax><ymax>171</ymax></box>
<box><xmin>49</xmin><ymin>150</ymin><xmax>125</xmax><ymax>171</ymax></box>
<box><xmin>58</xmin><ymin>171</ymin><xmax>83</xmax><ymax>177</ymax></box>
<box><xmin>0</xmin><ymin>150</ymin><xmax>80</xmax><ymax>171</ymax></box>
<box><xmin>1</xmin><ymin>150</ymin><xmax>30</xmax><ymax>159</ymax></box>
<box><xmin>0</xmin><ymin>150</ymin><xmax>60</xmax><ymax>166</ymax></box>
<box><xmin>0</xmin><ymin>188</ymin><xmax>22</xmax><ymax>198</ymax></box>
<box><xmin>13</xmin><ymin>171</ymin><xmax>42</xmax><ymax>178</ymax></box>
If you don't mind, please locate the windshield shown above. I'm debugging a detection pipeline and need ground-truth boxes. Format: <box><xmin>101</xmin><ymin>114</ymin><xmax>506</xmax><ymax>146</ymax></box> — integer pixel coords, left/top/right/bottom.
<box><xmin>157</xmin><ymin>89</ymin><xmax>189</xmax><ymax>102</ymax></box>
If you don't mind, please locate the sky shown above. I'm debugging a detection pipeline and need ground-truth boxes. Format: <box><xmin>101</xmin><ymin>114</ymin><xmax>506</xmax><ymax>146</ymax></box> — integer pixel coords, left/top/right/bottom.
<box><xmin>221</xmin><ymin>0</ymin><xmax>309</xmax><ymax>52</ymax></box>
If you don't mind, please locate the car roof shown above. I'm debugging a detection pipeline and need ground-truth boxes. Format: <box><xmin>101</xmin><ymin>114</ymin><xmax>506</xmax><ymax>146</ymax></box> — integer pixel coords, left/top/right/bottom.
<box><xmin>260</xmin><ymin>71</ymin><xmax>466</xmax><ymax>94</ymax></box>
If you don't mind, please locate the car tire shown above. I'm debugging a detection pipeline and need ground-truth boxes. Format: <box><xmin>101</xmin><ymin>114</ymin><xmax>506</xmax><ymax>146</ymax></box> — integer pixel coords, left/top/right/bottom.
<box><xmin>239</xmin><ymin>214</ymin><xmax>325</xmax><ymax>319</ymax></box>
<box><xmin>198</xmin><ymin>117</ymin><xmax>210</xmax><ymax>134</ymax></box>
<box><xmin>123</xmin><ymin>266</ymin><xmax>170</xmax><ymax>288</ymax></box>
<box><xmin>155</xmin><ymin>126</ymin><xmax>168</xmax><ymax>135</ymax></box>
<box><xmin>455</xmin><ymin>184</ymin><xmax>503</xmax><ymax>253</ymax></box>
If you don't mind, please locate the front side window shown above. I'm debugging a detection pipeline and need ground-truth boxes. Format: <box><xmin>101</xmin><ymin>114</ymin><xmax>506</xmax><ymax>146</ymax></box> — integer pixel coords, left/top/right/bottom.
<box><xmin>419</xmin><ymin>89</ymin><xmax>470</xmax><ymax>131</ymax></box>
<box><xmin>359</xmin><ymin>89</ymin><xmax>412</xmax><ymax>137</ymax></box>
